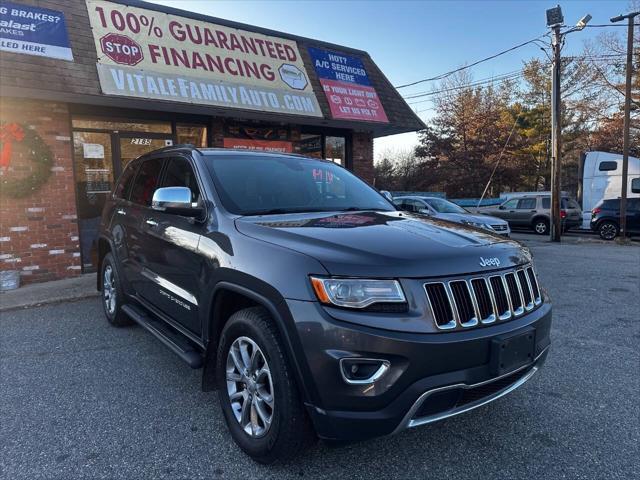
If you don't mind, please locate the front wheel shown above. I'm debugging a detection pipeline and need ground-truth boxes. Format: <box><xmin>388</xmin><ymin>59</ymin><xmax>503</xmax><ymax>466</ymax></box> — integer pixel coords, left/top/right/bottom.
<box><xmin>598</xmin><ymin>221</ymin><xmax>618</xmax><ymax>240</ymax></box>
<box><xmin>216</xmin><ymin>307</ymin><xmax>315</xmax><ymax>464</ymax></box>
<box><xmin>533</xmin><ymin>218</ymin><xmax>549</xmax><ymax>235</ymax></box>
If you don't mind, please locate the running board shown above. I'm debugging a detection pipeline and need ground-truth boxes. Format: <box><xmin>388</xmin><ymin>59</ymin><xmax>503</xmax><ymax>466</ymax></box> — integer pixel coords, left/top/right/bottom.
<box><xmin>122</xmin><ymin>304</ymin><xmax>203</xmax><ymax>369</ymax></box>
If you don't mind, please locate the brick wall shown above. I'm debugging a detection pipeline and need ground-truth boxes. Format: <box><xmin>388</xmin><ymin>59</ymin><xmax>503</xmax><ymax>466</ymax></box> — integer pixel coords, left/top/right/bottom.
<box><xmin>0</xmin><ymin>98</ymin><xmax>80</xmax><ymax>284</ymax></box>
<box><xmin>352</xmin><ymin>132</ymin><xmax>374</xmax><ymax>185</ymax></box>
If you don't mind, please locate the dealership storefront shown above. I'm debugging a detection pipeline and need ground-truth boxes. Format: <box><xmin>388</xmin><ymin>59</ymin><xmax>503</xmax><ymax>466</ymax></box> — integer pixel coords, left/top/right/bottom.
<box><xmin>0</xmin><ymin>0</ymin><xmax>423</xmax><ymax>283</ymax></box>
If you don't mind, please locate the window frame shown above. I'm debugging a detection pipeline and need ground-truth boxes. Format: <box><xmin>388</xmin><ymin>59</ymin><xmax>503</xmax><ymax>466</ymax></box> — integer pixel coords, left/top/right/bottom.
<box><xmin>128</xmin><ymin>157</ymin><xmax>166</xmax><ymax>208</ymax></box>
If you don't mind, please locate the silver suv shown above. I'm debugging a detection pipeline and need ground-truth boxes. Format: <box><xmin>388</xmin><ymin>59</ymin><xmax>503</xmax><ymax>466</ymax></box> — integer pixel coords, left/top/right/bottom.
<box><xmin>488</xmin><ymin>195</ymin><xmax>582</xmax><ymax>235</ymax></box>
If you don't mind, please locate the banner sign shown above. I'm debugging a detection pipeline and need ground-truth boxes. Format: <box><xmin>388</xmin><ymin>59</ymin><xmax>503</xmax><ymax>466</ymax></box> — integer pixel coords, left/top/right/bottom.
<box><xmin>223</xmin><ymin>138</ymin><xmax>292</xmax><ymax>153</ymax></box>
<box><xmin>308</xmin><ymin>47</ymin><xmax>388</xmax><ymax>123</ymax></box>
<box><xmin>86</xmin><ymin>0</ymin><xmax>322</xmax><ymax>117</ymax></box>
<box><xmin>0</xmin><ymin>2</ymin><xmax>73</xmax><ymax>61</ymax></box>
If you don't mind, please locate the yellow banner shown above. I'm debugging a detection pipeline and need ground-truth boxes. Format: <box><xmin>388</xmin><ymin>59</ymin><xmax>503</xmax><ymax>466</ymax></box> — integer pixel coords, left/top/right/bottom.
<box><xmin>86</xmin><ymin>0</ymin><xmax>322</xmax><ymax>116</ymax></box>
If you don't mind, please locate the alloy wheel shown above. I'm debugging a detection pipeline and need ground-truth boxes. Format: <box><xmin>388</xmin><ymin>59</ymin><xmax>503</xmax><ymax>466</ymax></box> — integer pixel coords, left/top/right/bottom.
<box><xmin>226</xmin><ymin>336</ymin><xmax>274</xmax><ymax>438</ymax></box>
<box><xmin>535</xmin><ymin>221</ymin><xmax>548</xmax><ymax>234</ymax></box>
<box><xmin>103</xmin><ymin>264</ymin><xmax>116</xmax><ymax>314</ymax></box>
<box><xmin>600</xmin><ymin>223</ymin><xmax>617</xmax><ymax>240</ymax></box>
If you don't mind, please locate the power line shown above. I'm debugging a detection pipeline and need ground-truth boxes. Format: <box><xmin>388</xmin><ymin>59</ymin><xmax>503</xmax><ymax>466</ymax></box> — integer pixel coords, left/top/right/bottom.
<box><xmin>404</xmin><ymin>53</ymin><xmax>628</xmax><ymax>104</ymax></box>
<box><xmin>394</xmin><ymin>33</ymin><xmax>547</xmax><ymax>89</ymax></box>
<box><xmin>402</xmin><ymin>69</ymin><xmax>523</xmax><ymax>99</ymax></box>
<box><xmin>406</xmin><ymin>72</ymin><xmax>526</xmax><ymax>105</ymax></box>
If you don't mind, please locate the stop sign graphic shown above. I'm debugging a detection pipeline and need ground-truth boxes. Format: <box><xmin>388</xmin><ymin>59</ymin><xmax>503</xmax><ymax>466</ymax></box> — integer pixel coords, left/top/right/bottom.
<box><xmin>99</xmin><ymin>33</ymin><xmax>143</xmax><ymax>66</ymax></box>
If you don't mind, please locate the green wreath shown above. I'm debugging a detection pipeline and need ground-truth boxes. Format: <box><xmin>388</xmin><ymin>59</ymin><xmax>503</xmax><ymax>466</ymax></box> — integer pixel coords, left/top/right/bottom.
<box><xmin>0</xmin><ymin>122</ymin><xmax>53</xmax><ymax>198</ymax></box>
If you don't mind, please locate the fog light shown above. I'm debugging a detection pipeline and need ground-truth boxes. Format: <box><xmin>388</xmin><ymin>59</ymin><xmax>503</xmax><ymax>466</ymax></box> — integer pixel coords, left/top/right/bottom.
<box><xmin>340</xmin><ymin>358</ymin><xmax>390</xmax><ymax>385</ymax></box>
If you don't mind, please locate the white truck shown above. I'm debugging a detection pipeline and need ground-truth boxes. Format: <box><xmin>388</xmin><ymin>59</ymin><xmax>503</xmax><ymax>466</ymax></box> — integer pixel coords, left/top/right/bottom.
<box><xmin>578</xmin><ymin>151</ymin><xmax>640</xmax><ymax>229</ymax></box>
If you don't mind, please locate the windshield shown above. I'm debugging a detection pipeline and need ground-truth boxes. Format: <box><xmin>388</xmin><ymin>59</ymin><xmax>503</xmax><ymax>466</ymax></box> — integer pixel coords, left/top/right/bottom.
<box><xmin>424</xmin><ymin>198</ymin><xmax>467</xmax><ymax>214</ymax></box>
<box><xmin>204</xmin><ymin>154</ymin><xmax>395</xmax><ymax>215</ymax></box>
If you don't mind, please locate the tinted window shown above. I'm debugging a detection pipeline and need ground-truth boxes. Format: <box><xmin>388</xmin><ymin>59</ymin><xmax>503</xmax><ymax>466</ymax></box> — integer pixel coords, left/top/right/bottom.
<box><xmin>542</xmin><ymin>197</ymin><xmax>550</xmax><ymax>209</ymax></box>
<box><xmin>517</xmin><ymin>198</ymin><xmax>536</xmax><ymax>209</ymax></box>
<box><xmin>424</xmin><ymin>198</ymin><xmax>467</xmax><ymax>214</ymax></box>
<box><xmin>160</xmin><ymin>157</ymin><xmax>201</xmax><ymax>203</ymax></box>
<box><xmin>627</xmin><ymin>198</ymin><xmax>640</xmax><ymax>211</ymax></box>
<box><xmin>602</xmin><ymin>199</ymin><xmax>619</xmax><ymax>209</ymax></box>
<box><xmin>598</xmin><ymin>161</ymin><xmax>618</xmax><ymax>171</ymax></box>
<box><xmin>205</xmin><ymin>155</ymin><xmax>394</xmax><ymax>215</ymax></box>
<box><xmin>632</xmin><ymin>178</ymin><xmax>640</xmax><ymax>193</ymax></box>
<box><xmin>404</xmin><ymin>199</ymin><xmax>425</xmax><ymax>213</ymax></box>
<box><xmin>130</xmin><ymin>158</ymin><xmax>164</xmax><ymax>206</ymax></box>
<box><xmin>564</xmin><ymin>199</ymin><xmax>580</xmax><ymax>209</ymax></box>
<box><xmin>113</xmin><ymin>162</ymin><xmax>138</xmax><ymax>200</ymax></box>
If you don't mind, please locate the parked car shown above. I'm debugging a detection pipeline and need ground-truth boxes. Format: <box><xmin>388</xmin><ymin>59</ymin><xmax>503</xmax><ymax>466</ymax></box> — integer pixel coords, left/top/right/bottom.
<box><xmin>393</xmin><ymin>196</ymin><xmax>511</xmax><ymax>236</ymax></box>
<box><xmin>488</xmin><ymin>194</ymin><xmax>582</xmax><ymax>235</ymax></box>
<box><xmin>98</xmin><ymin>146</ymin><xmax>551</xmax><ymax>463</ymax></box>
<box><xmin>590</xmin><ymin>198</ymin><xmax>640</xmax><ymax>240</ymax></box>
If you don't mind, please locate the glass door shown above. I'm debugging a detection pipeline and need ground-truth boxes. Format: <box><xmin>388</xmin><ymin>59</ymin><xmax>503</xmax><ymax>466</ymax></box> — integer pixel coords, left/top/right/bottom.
<box><xmin>73</xmin><ymin>131</ymin><xmax>173</xmax><ymax>272</ymax></box>
<box><xmin>117</xmin><ymin>134</ymin><xmax>173</xmax><ymax>174</ymax></box>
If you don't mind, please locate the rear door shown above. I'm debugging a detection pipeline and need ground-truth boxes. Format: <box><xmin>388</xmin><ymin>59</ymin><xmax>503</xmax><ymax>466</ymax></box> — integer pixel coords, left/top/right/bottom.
<box><xmin>137</xmin><ymin>155</ymin><xmax>205</xmax><ymax>334</ymax></box>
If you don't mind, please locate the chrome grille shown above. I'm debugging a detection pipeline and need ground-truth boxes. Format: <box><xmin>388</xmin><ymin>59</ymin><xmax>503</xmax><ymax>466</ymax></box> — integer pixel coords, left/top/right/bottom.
<box><xmin>491</xmin><ymin>224</ymin><xmax>508</xmax><ymax>232</ymax></box>
<box><xmin>424</xmin><ymin>266</ymin><xmax>543</xmax><ymax>331</ymax></box>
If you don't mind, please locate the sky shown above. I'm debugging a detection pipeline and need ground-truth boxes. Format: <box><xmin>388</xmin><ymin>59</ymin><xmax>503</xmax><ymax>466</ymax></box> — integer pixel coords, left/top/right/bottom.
<box><xmin>148</xmin><ymin>0</ymin><xmax>632</xmax><ymax>159</ymax></box>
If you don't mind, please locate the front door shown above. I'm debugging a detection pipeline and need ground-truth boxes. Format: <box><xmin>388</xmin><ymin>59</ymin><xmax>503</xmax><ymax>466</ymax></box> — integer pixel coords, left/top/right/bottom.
<box><xmin>73</xmin><ymin>130</ymin><xmax>173</xmax><ymax>272</ymax></box>
<box><xmin>137</xmin><ymin>155</ymin><xmax>204</xmax><ymax>334</ymax></box>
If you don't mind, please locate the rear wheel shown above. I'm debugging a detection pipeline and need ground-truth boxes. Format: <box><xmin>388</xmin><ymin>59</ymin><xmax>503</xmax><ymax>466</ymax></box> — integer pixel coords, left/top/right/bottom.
<box><xmin>598</xmin><ymin>221</ymin><xmax>618</xmax><ymax>240</ymax></box>
<box><xmin>216</xmin><ymin>307</ymin><xmax>315</xmax><ymax>464</ymax></box>
<box><xmin>100</xmin><ymin>253</ymin><xmax>132</xmax><ymax>326</ymax></box>
<box><xmin>533</xmin><ymin>218</ymin><xmax>549</xmax><ymax>235</ymax></box>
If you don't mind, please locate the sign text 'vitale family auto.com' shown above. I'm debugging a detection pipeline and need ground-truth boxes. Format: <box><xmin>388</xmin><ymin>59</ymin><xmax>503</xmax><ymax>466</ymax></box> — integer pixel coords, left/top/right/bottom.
<box><xmin>86</xmin><ymin>0</ymin><xmax>322</xmax><ymax>116</ymax></box>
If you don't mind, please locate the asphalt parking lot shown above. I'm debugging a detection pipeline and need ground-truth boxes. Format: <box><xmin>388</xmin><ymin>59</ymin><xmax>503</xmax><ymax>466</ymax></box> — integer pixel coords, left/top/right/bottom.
<box><xmin>1</xmin><ymin>236</ymin><xmax>639</xmax><ymax>479</ymax></box>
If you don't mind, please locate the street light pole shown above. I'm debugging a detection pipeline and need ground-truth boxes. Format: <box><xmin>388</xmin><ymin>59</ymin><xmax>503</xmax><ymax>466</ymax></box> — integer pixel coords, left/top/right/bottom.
<box><xmin>611</xmin><ymin>11</ymin><xmax>639</xmax><ymax>242</ymax></box>
<box><xmin>545</xmin><ymin>6</ymin><xmax>591</xmax><ymax>242</ymax></box>
<box><xmin>550</xmin><ymin>24</ymin><xmax>562</xmax><ymax>242</ymax></box>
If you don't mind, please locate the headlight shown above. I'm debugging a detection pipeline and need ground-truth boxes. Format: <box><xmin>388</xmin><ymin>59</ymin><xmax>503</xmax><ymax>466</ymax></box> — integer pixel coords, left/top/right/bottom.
<box><xmin>310</xmin><ymin>277</ymin><xmax>406</xmax><ymax>308</ymax></box>
<box><xmin>461</xmin><ymin>220</ymin><xmax>492</xmax><ymax>231</ymax></box>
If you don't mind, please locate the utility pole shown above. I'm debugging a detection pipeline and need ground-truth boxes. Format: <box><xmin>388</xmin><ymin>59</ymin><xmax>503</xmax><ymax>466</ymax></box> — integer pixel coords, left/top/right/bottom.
<box><xmin>550</xmin><ymin>23</ymin><xmax>562</xmax><ymax>242</ymax></box>
<box><xmin>545</xmin><ymin>5</ymin><xmax>591</xmax><ymax>242</ymax></box>
<box><xmin>611</xmin><ymin>11</ymin><xmax>639</xmax><ymax>242</ymax></box>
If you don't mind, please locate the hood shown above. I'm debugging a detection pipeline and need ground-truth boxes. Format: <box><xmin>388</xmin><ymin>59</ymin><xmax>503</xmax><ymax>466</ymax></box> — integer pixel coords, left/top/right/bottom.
<box><xmin>435</xmin><ymin>212</ymin><xmax>507</xmax><ymax>225</ymax></box>
<box><xmin>235</xmin><ymin>211</ymin><xmax>529</xmax><ymax>277</ymax></box>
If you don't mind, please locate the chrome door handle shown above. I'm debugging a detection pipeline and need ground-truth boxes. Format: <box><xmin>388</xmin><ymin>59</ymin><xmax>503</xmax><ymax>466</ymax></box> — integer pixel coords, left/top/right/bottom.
<box><xmin>116</xmin><ymin>208</ymin><xmax>126</xmax><ymax>216</ymax></box>
<box><xmin>145</xmin><ymin>219</ymin><xmax>158</xmax><ymax>227</ymax></box>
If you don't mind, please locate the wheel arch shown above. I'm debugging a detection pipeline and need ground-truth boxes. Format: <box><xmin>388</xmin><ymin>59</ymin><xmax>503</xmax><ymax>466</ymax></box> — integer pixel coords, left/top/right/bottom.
<box><xmin>531</xmin><ymin>215</ymin><xmax>550</xmax><ymax>227</ymax></box>
<box><xmin>96</xmin><ymin>235</ymin><xmax>115</xmax><ymax>291</ymax></box>
<box><xmin>201</xmin><ymin>280</ymin><xmax>317</xmax><ymax>407</ymax></box>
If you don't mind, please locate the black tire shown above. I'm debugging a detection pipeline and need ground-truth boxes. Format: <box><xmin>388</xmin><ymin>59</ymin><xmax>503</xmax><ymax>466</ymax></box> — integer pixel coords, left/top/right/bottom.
<box><xmin>216</xmin><ymin>307</ymin><xmax>315</xmax><ymax>464</ymax></box>
<box><xmin>598</xmin><ymin>221</ymin><xmax>618</xmax><ymax>240</ymax></box>
<box><xmin>532</xmin><ymin>218</ymin><xmax>549</xmax><ymax>235</ymax></box>
<box><xmin>100</xmin><ymin>252</ymin><xmax>132</xmax><ymax>326</ymax></box>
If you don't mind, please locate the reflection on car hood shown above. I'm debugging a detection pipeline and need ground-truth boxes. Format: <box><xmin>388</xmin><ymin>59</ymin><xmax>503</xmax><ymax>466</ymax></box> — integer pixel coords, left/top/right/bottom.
<box><xmin>235</xmin><ymin>211</ymin><xmax>528</xmax><ymax>277</ymax></box>
<box><xmin>435</xmin><ymin>212</ymin><xmax>508</xmax><ymax>225</ymax></box>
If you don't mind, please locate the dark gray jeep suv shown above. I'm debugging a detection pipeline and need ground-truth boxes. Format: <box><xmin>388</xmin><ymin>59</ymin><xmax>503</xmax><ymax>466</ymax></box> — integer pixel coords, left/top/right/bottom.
<box><xmin>98</xmin><ymin>146</ymin><xmax>552</xmax><ymax>463</ymax></box>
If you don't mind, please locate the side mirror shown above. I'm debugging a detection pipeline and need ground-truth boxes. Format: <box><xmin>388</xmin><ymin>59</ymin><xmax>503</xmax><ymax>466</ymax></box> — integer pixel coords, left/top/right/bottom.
<box><xmin>419</xmin><ymin>208</ymin><xmax>431</xmax><ymax>215</ymax></box>
<box><xmin>152</xmin><ymin>187</ymin><xmax>203</xmax><ymax>218</ymax></box>
<box><xmin>380</xmin><ymin>190</ymin><xmax>393</xmax><ymax>202</ymax></box>
<box><xmin>499</xmin><ymin>205</ymin><xmax>506</xmax><ymax>210</ymax></box>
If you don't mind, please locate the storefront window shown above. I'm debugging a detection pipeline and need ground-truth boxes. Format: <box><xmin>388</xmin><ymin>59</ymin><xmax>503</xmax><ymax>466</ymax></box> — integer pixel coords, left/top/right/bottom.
<box><xmin>71</xmin><ymin>117</ymin><xmax>172</xmax><ymax>133</ymax></box>
<box><xmin>294</xmin><ymin>134</ymin><xmax>322</xmax><ymax>158</ymax></box>
<box><xmin>325</xmin><ymin>136</ymin><xmax>346</xmax><ymax>165</ymax></box>
<box><xmin>176</xmin><ymin>124</ymin><xmax>208</xmax><ymax>147</ymax></box>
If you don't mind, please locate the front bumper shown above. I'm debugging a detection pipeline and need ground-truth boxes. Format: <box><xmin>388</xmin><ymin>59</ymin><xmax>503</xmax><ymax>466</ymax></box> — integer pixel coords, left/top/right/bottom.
<box><xmin>287</xmin><ymin>299</ymin><xmax>552</xmax><ymax>441</ymax></box>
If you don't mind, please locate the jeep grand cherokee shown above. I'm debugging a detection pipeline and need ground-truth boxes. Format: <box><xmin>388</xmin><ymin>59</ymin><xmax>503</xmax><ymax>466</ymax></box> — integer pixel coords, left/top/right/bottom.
<box><xmin>97</xmin><ymin>146</ymin><xmax>551</xmax><ymax>464</ymax></box>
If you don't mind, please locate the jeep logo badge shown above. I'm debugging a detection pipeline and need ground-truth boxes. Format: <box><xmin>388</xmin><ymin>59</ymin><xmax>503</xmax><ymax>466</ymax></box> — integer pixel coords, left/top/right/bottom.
<box><xmin>479</xmin><ymin>257</ymin><xmax>501</xmax><ymax>267</ymax></box>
